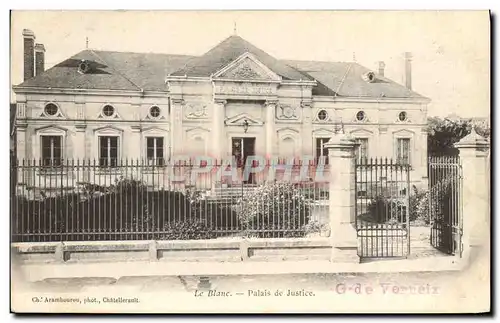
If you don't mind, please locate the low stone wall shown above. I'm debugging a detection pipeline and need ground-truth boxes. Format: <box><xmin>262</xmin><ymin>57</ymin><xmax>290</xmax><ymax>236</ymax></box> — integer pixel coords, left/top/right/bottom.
<box><xmin>12</xmin><ymin>238</ymin><xmax>332</xmax><ymax>264</ymax></box>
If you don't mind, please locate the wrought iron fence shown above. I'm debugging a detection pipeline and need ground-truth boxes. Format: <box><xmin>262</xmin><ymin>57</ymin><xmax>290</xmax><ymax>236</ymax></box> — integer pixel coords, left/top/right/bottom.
<box><xmin>355</xmin><ymin>158</ymin><xmax>411</xmax><ymax>258</ymax></box>
<box><xmin>428</xmin><ymin>156</ymin><xmax>463</xmax><ymax>256</ymax></box>
<box><xmin>11</xmin><ymin>159</ymin><xmax>330</xmax><ymax>242</ymax></box>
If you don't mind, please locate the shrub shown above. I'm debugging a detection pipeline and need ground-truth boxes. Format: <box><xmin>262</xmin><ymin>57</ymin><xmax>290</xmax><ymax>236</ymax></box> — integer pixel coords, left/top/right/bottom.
<box><xmin>303</xmin><ymin>220</ymin><xmax>328</xmax><ymax>236</ymax></box>
<box><xmin>186</xmin><ymin>189</ymin><xmax>240</xmax><ymax>231</ymax></box>
<box><xmin>12</xmin><ymin>178</ymin><xmax>194</xmax><ymax>241</ymax></box>
<box><xmin>409</xmin><ymin>186</ymin><xmax>430</xmax><ymax>225</ymax></box>
<box><xmin>158</xmin><ymin>219</ymin><xmax>217</xmax><ymax>240</ymax></box>
<box><xmin>237</xmin><ymin>182</ymin><xmax>311</xmax><ymax>238</ymax></box>
<box><xmin>368</xmin><ymin>195</ymin><xmax>407</xmax><ymax>223</ymax></box>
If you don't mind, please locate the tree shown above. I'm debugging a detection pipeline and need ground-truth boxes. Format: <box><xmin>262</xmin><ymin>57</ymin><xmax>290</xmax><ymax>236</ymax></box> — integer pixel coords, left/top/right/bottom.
<box><xmin>427</xmin><ymin>116</ymin><xmax>490</xmax><ymax>157</ymax></box>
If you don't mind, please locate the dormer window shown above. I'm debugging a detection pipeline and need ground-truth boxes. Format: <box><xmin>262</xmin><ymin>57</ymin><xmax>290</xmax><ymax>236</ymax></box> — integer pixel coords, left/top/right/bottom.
<box><xmin>362</xmin><ymin>71</ymin><xmax>376</xmax><ymax>83</ymax></box>
<box><xmin>44</xmin><ymin>103</ymin><xmax>58</xmax><ymax>117</ymax></box>
<box><xmin>78</xmin><ymin>60</ymin><xmax>91</xmax><ymax>74</ymax></box>
<box><xmin>102</xmin><ymin>105</ymin><xmax>115</xmax><ymax>117</ymax></box>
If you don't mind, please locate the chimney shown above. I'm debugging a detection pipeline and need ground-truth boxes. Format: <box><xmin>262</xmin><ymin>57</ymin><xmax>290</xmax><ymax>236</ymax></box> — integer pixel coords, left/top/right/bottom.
<box><xmin>34</xmin><ymin>43</ymin><xmax>45</xmax><ymax>76</ymax></box>
<box><xmin>404</xmin><ymin>52</ymin><xmax>412</xmax><ymax>90</ymax></box>
<box><xmin>378</xmin><ymin>61</ymin><xmax>386</xmax><ymax>77</ymax></box>
<box><xmin>23</xmin><ymin>29</ymin><xmax>35</xmax><ymax>81</ymax></box>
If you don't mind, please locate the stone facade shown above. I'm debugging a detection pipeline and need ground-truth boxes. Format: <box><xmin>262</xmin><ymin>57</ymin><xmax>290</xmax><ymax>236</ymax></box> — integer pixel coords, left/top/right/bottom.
<box><xmin>13</xmin><ymin>32</ymin><xmax>431</xmax><ymax>184</ymax></box>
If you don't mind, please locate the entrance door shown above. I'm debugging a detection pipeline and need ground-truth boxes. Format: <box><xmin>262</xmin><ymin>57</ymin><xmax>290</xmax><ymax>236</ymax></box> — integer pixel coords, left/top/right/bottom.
<box><xmin>232</xmin><ymin>137</ymin><xmax>256</xmax><ymax>184</ymax></box>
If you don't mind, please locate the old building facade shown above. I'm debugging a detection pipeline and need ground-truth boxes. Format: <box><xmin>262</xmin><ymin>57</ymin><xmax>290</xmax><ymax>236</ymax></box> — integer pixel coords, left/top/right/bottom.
<box><xmin>13</xmin><ymin>29</ymin><xmax>430</xmax><ymax>186</ymax></box>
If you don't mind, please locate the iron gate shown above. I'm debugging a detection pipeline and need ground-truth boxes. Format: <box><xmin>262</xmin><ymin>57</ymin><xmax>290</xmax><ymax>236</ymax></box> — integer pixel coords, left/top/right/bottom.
<box><xmin>355</xmin><ymin>158</ymin><xmax>411</xmax><ymax>259</ymax></box>
<box><xmin>428</xmin><ymin>156</ymin><xmax>463</xmax><ymax>256</ymax></box>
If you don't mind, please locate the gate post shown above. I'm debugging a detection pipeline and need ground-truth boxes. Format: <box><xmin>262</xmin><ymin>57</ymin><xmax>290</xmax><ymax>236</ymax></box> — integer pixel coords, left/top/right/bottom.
<box><xmin>324</xmin><ymin>133</ymin><xmax>359</xmax><ymax>263</ymax></box>
<box><xmin>454</xmin><ymin>128</ymin><xmax>490</xmax><ymax>258</ymax></box>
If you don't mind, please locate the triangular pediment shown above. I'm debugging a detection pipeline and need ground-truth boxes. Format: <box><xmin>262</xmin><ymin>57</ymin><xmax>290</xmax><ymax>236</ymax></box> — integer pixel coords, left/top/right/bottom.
<box><xmin>93</xmin><ymin>125</ymin><xmax>123</xmax><ymax>134</ymax></box>
<box><xmin>142</xmin><ymin>126</ymin><xmax>169</xmax><ymax>133</ymax></box>
<box><xmin>35</xmin><ymin>125</ymin><xmax>68</xmax><ymax>134</ymax></box>
<box><xmin>393</xmin><ymin>129</ymin><xmax>415</xmax><ymax>136</ymax></box>
<box><xmin>213</xmin><ymin>52</ymin><xmax>282</xmax><ymax>81</ymax></box>
<box><xmin>225</xmin><ymin>113</ymin><xmax>264</xmax><ymax>126</ymax></box>
<box><xmin>350</xmin><ymin>128</ymin><xmax>374</xmax><ymax>136</ymax></box>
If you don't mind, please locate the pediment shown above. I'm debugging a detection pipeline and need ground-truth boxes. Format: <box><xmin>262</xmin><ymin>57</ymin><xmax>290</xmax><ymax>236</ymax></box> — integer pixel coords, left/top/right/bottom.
<box><xmin>142</xmin><ymin>126</ymin><xmax>169</xmax><ymax>133</ymax></box>
<box><xmin>392</xmin><ymin>129</ymin><xmax>415</xmax><ymax>136</ymax></box>
<box><xmin>93</xmin><ymin>125</ymin><xmax>124</xmax><ymax>134</ymax></box>
<box><xmin>350</xmin><ymin>128</ymin><xmax>374</xmax><ymax>136</ymax></box>
<box><xmin>35</xmin><ymin>125</ymin><xmax>68</xmax><ymax>134</ymax></box>
<box><xmin>225</xmin><ymin>113</ymin><xmax>264</xmax><ymax>126</ymax></box>
<box><xmin>213</xmin><ymin>52</ymin><xmax>281</xmax><ymax>81</ymax></box>
<box><xmin>313</xmin><ymin>127</ymin><xmax>336</xmax><ymax>135</ymax></box>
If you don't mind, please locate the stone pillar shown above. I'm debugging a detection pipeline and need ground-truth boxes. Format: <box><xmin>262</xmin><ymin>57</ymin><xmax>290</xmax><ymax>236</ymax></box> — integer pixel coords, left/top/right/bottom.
<box><xmin>265</xmin><ymin>100</ymin><xmax>277</xmax><ymax>158</ymax></box>
<box><xmin>454</xmin><ymin>129</ymin><xmax>490</xmax><ymax>257</ymax></box>
<box><xmin>324</xmin><ymin>132</ymin><xmax>359</xmax><ymax>263</ymax></box>
<box><xmin>170</xmin><ymin>98</ymin><xmax>184</xmax><ymax>157</ymax></box>
<box><xmin>420</xmin><ymin>129</ymin><xmax>429</xmax><ymax>186</ymax></box>
<box><xmin>212</xmin><ymin>99</ymin><xmax>226</xmax><ymax>160</ymax></box>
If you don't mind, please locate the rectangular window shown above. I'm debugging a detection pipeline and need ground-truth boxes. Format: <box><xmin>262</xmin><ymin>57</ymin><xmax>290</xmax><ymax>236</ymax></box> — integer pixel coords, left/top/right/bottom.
<box><xmin>41</xmin><ymin>136</ymin><xmax>62</xmax><ymax>166</ymax></box>
<box><xmin>99</xmin><ymin>136</ymin><xmax>119</xmax><ymax>167</ymax></box>
<box><xmin>146</xmin><ymin>137</ymin><xmax>164</xmax><ymax>166</ymax></box>
<box><xmin>355</xmin><ymin>138</ymin><xmax>369</xmax><ymax>162</ymax></box>
<box><xmin>397</xmin><ymin>138</ymin><xmax>411</xmax><ymax>164</ymax></box>
<box><xmin>315</xmin><ymin>137</ymin><xmax>330</xmax><ymax>164</ymax></box>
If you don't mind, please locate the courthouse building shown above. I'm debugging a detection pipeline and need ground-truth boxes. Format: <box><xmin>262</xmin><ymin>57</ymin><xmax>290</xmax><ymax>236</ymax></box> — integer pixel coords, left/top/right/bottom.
<box><xmin>13</xmin><ymin>29</ymin><xmax>430</xmax><ymax>186</ymax></box>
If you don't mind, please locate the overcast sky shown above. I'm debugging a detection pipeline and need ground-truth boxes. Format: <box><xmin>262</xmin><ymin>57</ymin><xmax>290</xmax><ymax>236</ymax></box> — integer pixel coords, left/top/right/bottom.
<box><xmin>10</xmin><ymin>10</ymin><xmax>490</xmax><ymax>118</ymax></box>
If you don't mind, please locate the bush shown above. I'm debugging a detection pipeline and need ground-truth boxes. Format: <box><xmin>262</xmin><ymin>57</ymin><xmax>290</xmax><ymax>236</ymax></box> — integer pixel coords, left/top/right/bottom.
<box><xmin>158</xmin><ymin>219</ymin><xmax>217</xmax><ymax>240</ymax></box>
<box><xmin>12</xmin><ymin>178</ymin><xmax>194</xmax><ymax>241</ymax></box>
<box><xmin>409</xmin><ymin>186</ymin><xmax>430</xmax><ymax>224</ymax></box>
<box><xmin>368</xmin><ymin>195</ymin><xmax>407</xmax><ymax>223</ymax></box>
<box><xmin>237</xmin><ymin>182</ymin><xmax>311</xmax><ymax>238</ymax></box>
<box><xmin>186</xmin><ymin>189</ymin><xmax>240</xmax><ymax>231</ymax></box>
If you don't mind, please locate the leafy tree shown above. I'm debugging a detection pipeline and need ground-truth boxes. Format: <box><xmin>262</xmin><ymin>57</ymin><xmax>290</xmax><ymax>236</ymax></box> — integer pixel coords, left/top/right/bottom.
<box><xmin>426</xmin><ymin>116</ymin><xmax>490</xmax><ymax>156</ymax></box>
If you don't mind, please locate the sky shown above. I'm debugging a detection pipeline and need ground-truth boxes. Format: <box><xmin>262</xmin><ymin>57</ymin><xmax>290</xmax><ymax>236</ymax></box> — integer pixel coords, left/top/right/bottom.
<box><xmin>10</xmin><ymin>10</ymin><xmax>490</xmax><ymax>118</ymax></box>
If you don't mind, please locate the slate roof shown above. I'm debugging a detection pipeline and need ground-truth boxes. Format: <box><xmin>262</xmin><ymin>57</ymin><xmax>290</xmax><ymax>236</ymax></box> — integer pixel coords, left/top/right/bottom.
<box><xmin>16</xmin><ymin>50</ymin><xmax>194</xmax><ymax>91</ymax></box>
<box><xmin>171</xmin><ymin>35</ymin><xmax>311</xmax><ymax>81</ymax></box>
<box><xmin>15</xmin><ymin>35</ymin><xmax>426</xmax><ymax>99</ymax></box>
<box><xmin>284</xmin><ymin>60</ymin><xmax>425</xmax><ymax>98</ymax></box>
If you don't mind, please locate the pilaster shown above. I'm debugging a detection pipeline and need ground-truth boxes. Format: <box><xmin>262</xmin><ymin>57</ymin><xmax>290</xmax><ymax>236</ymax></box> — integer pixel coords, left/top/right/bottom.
<box><xmin>265</xmin><ymin>99</ymin><xmax>277</xmax><ymax>158</ymax></box>
<box><xmin>212</xmin><ymin>99</ymin><xmax>226</xmax><ymax>160</ymax></box>
<box><xmin>301</xmin><ymin>100</ymin><xmax>313</xmax><ymax>155</ymax></box>
<box><xmin>170</xmin><ymin>98</ymin><xmax>184</xmax><ymax>157</ymax></box>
